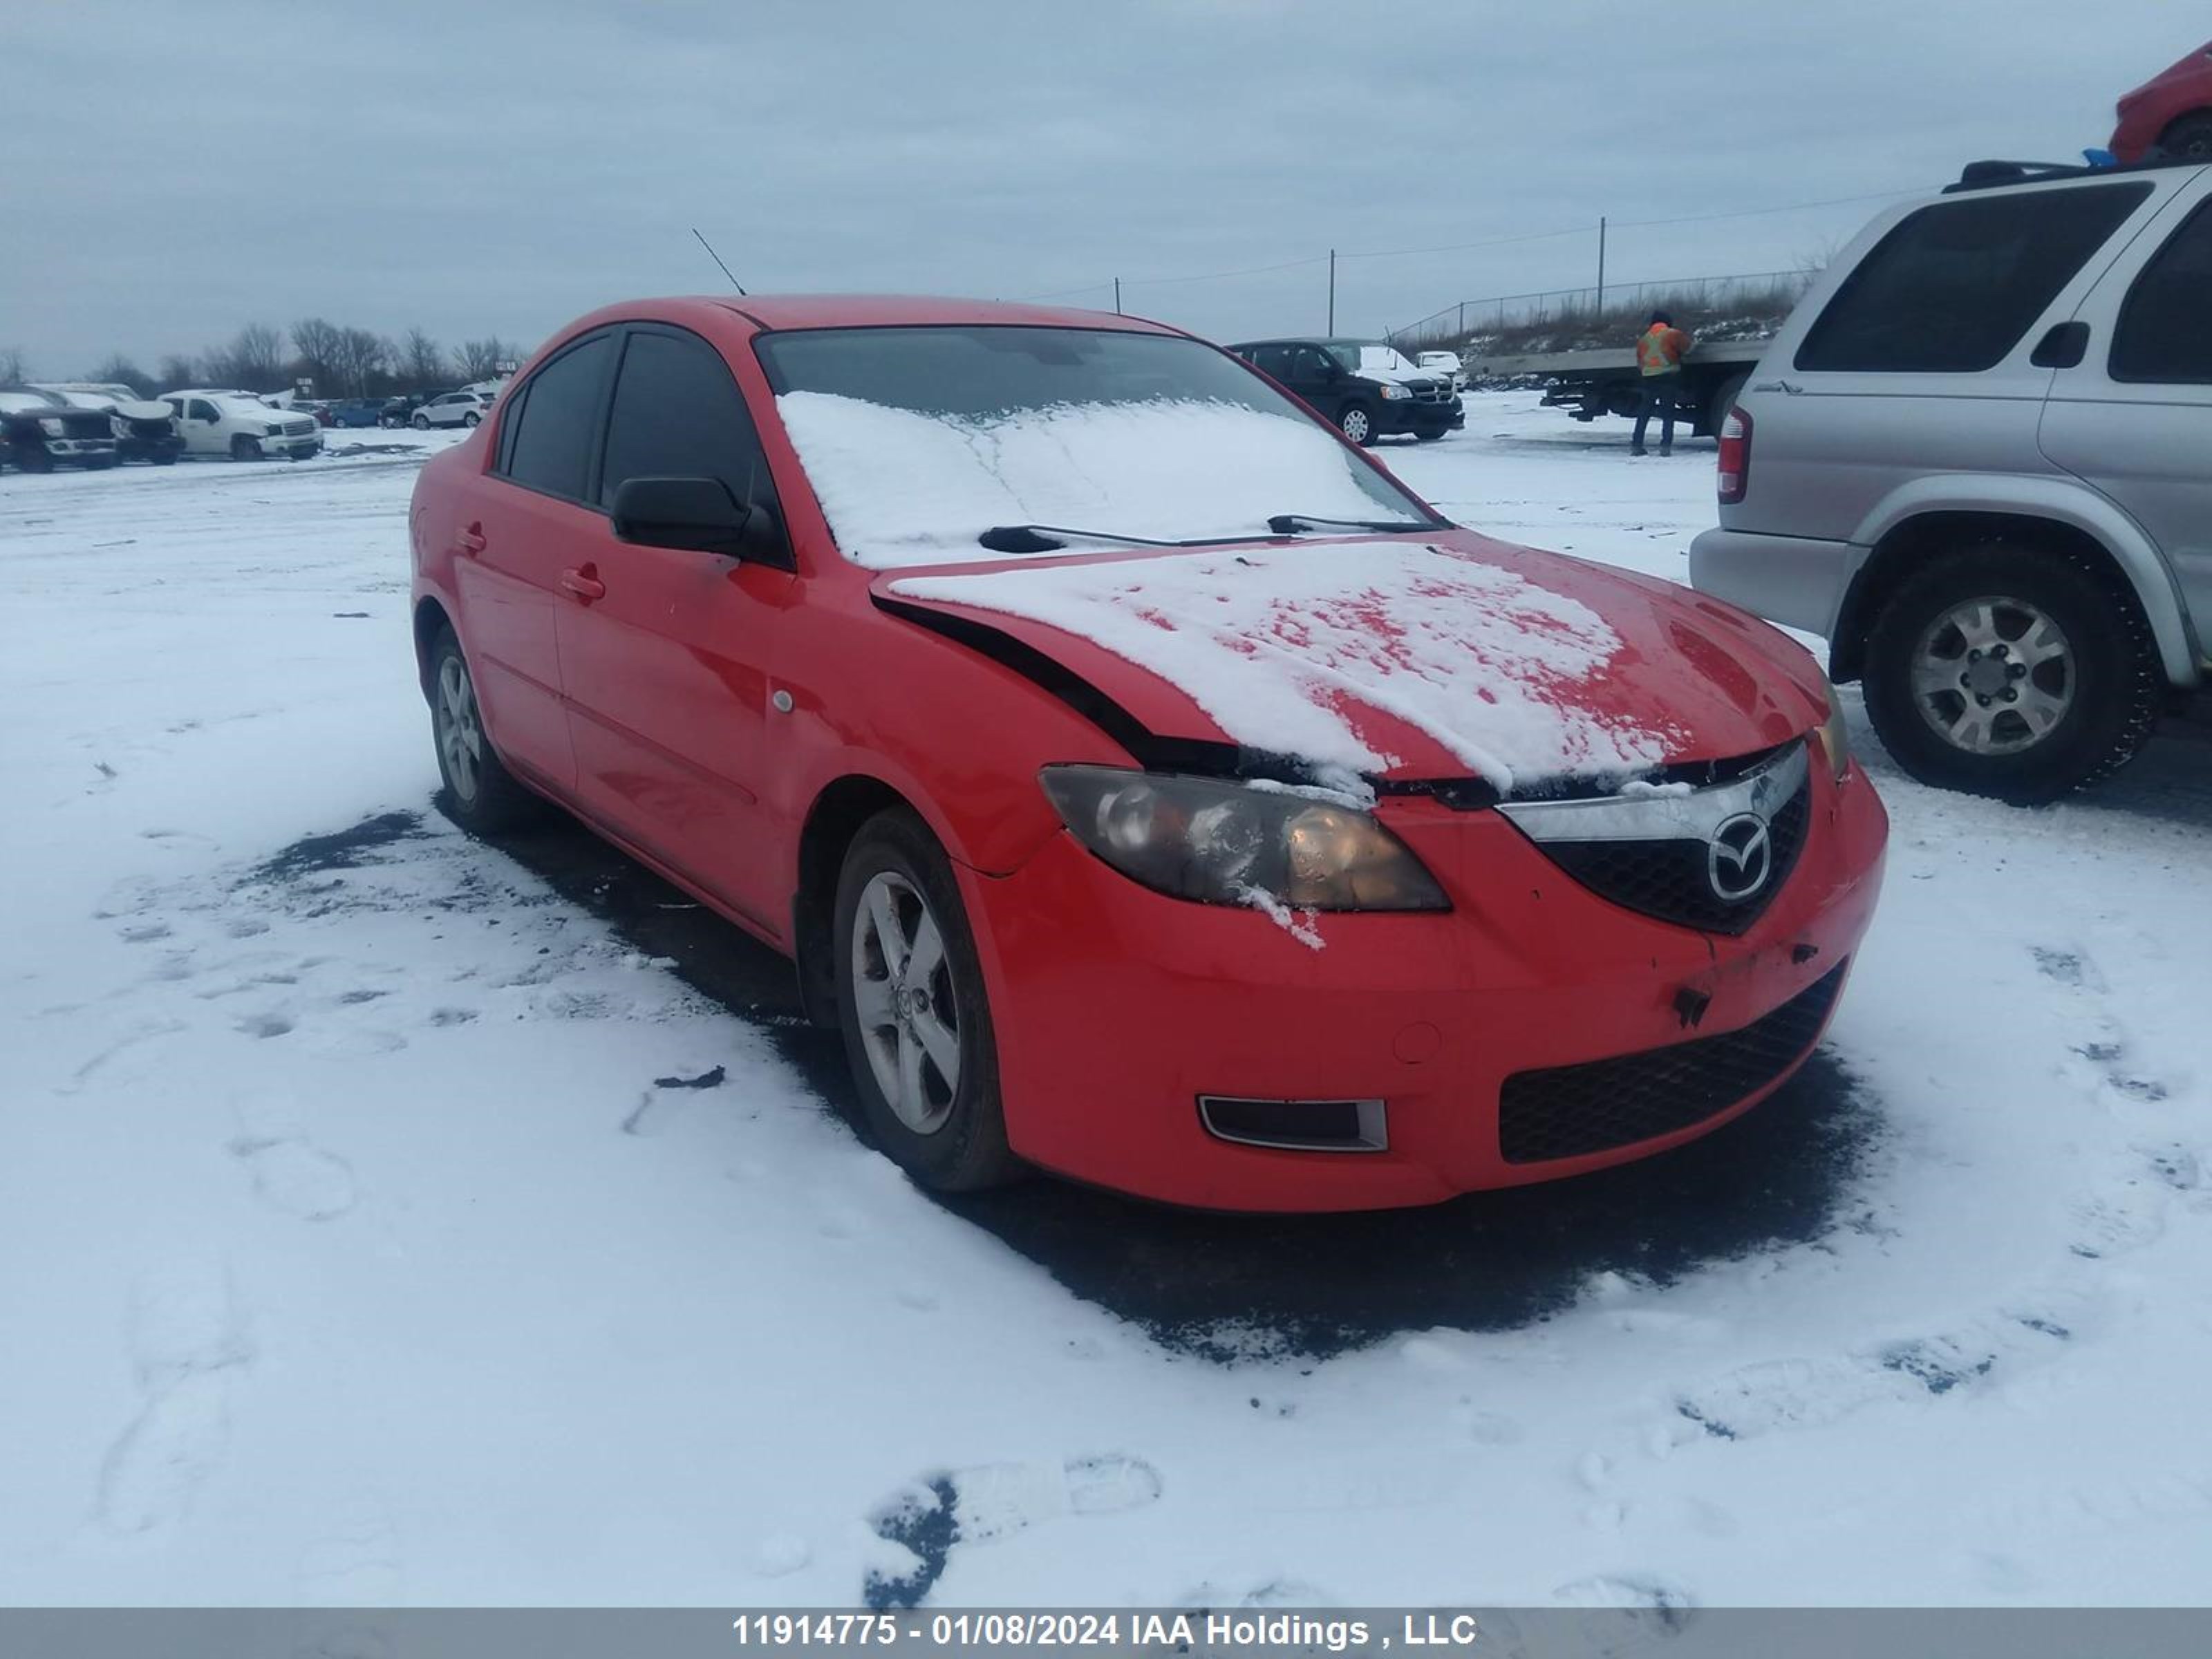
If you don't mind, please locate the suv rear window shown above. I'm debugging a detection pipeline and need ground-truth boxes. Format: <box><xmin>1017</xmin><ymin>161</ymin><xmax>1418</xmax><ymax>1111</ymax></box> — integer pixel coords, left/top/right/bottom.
<box><xmin>1795</xmin><ymin>182</ymin><xmax>2151</xmax><ymax>374</ymax></box>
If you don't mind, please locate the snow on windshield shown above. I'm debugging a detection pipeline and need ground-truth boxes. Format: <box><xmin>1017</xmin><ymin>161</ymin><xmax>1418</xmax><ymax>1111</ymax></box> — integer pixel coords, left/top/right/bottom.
<box><xmin>889</xmin><ymin>540</ymin><xmax>1671</xmax><ymax>790</ymax></box>
<box><xmin>775</xmin><ymin>392</ymin><xmax>1423</xmax><ymax>569</ymax></box>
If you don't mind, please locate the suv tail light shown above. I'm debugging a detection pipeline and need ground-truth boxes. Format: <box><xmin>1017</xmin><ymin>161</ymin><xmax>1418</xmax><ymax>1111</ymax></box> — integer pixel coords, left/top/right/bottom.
<box><xmin>1716</xmin><ymin>404</ymin><xmax>1752</xmax><ymax>505</ymax></box>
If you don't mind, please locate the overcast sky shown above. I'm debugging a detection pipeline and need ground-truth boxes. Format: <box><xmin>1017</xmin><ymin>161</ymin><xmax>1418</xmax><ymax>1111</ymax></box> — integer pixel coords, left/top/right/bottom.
<box><xmin>1</xmin><ymin>1</ymin><xmax>2200</xmax><ymax>376</ymax></box>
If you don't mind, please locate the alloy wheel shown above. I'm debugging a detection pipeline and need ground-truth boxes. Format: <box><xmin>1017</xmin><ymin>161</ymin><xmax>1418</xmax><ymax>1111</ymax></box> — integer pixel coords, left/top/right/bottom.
<box><xmin>1910</xmin><ymin>594</ymin><xmax>2074</xmax><ymax>756</ymax></box>
<box><xmin>849</xmin><ymin>870</ymin><xmax>961</xmax><ymax>1135</ymax></box>
<box><xmin>435</xmin><ymin>655</ymin><xmax>485</xmax><ymax>801</ymax></box>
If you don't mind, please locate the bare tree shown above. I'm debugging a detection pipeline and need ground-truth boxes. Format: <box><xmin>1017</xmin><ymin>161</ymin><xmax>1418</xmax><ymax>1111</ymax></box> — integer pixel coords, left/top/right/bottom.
<box><xmin>88</xmin><ymin>355</ymin><xmax>155</xmax><ymax>396</ymax></box>
<box><xmin>0</xmin><ymin>346</ymin><xmax>27</xmax><ymax>384</ymax></box>
<box><xmin>332</xmin><ymin>327</ymin><xmax>388</xmax><ymax>397</ymax></box>
<box><xmin>454</xmin><ymin>337</ymin><xmax>521</xmax><ymax>382</ymax></box>
<box><xmin>157</xmin><ymin>353</ymin><xmax>198</xmax><ymax>391</ymax></box>
<box><xmin>290</xmin><ymin>317</ymin><xmax>345</xmax><ymax>396</ymax></box>
<box><xmin>232</xmin><ymin>324</ymin><xmax>285</xmax><ymax>389</ymax></box>
<box><xmin>401</xmin><ymin>327</ymin><xmax>447</xmax><ymax>388</ymax></box>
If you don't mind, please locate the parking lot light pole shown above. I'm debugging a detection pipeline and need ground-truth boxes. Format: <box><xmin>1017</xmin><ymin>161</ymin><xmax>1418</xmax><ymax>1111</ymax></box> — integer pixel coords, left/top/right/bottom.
<box><xmin>1327</xmin><ymin>248</ymin><xmax>1336</xmax><ymax>334</ymax></box>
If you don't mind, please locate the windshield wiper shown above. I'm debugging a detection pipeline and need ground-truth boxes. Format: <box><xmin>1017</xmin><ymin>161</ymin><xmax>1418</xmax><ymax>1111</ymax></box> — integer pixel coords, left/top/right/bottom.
<box><xmin>1266</xmin><ymin>514</ymin><xmax>1434</xmax><ymax>536</ymax></box>
<box><xmin>979</xmin><ymin>523</ymin><xmax>1214</xmax><ymax>554</ymax></box>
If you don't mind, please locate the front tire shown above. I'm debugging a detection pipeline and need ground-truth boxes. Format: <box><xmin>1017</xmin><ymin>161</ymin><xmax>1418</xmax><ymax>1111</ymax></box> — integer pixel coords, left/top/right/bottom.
<box><xmin>426</xmin><ymin>628</ymin><xmax>538</xmax><ymax>833</ymax></box>
<box><xmin>833</xmin><ymin>809</ymin><xmax>1020</xmax><ymax>1192</ymax></box>
<box><xmin>2158</xmin><ymin>113</ymin><xmax>2212</xmax><ymax>160</ymax></box>
<box><xmin>412</xmin><ymin>413</ymin><xmax>431</xmax><ymax>431</ymax></box>
<box><xmin>1861</xmin><ymin>541</ymin><xmax>2162</xmax><ymax>803</ymax></box>
<box><xmin>229</xmin><ymin>433</ymin><xmax>261</xmax><ymax>462</ymax></box>
<box><xmin>462</xmin><ymin>411</ymin><xmax>481</xmax><ymax>428</ymax></box>
<box><xmin>1338</xmin><ymin>403</ymin><xmax>1378</xmax><ymax>447</ymax></box>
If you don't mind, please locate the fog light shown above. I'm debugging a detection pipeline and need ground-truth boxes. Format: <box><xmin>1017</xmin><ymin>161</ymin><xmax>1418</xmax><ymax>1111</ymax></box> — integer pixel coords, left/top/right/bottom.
<box><xmin>1197</xmin><ymin>1096</ymin><xmax>1387</xmax><ymax>1152</ymax></box>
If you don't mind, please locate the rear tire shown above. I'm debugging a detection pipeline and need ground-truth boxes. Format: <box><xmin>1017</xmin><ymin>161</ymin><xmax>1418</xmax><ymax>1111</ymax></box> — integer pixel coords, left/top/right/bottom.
<box><xmin>425</xmin><ymin>628</ymin><xmax>539</xmax><ymax>834</ymax></box>
<box><xmin>2157</xmin><ymin>113</ymin><xmax>2212</xmax><ymax>160</ymax></box>
<box><xmin>832</xmin><ymin>808</ymin><xmax>1021</xmax><ymax>1193</ymax></box>
<box><xmin>462</xmin><ymin>411</ymin><xmax>481</xmax><ymax>428</ymax></box>
<box><xmin>1861</xmin><ymin>541</ymin><xmax>2162</xmax><ymax>803</ymax></box>
<box><xmin>1700</xmin><ymin>372</ymin><xmax>1750</xmax><ymax>438</ymax></box>
<box><xmin>15</xmin><ymin>445</ymin><xmax>55</xmax><ymax>474</ymax></box>
<box><xmin>153</xmin><ymin>453</ymin><xmax>178</xmax><ymax>465</ymax></box>
<box><xmin>1338</xmin><ymin>403</ymin><xmax>1378</xmax><ymax>446</ymax></box>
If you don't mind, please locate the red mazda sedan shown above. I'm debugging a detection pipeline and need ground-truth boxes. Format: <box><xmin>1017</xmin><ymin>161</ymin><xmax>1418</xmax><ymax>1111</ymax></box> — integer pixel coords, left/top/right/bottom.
<box><xmin>409</xmin><ymin>296</ymin><xmax>1886</xmax><ymax>1212</ymax></box>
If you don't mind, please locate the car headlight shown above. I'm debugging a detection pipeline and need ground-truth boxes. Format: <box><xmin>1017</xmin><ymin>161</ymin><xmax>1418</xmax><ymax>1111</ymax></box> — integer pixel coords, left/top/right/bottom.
<box><xmin>263</xmin><ymin>424</ymin><xmax>284</xmax><ymax>437</ymax></box>
<box><xmin>37</xmin><ymin>416</ymin><xmax>66</xmax><ymax>435</ymax></box>
<box><xmin>1377</xmin><ymin>383</ymin><xmax>1411</xmax><ymax>400</ymax></box>
<box><xmin>1040</xmin><ymin>765</ymin><xmax>1448</xmax><ymax>911</ymax></box>
<box><xmin>1815</xmin><ymin>673</ymin><xmax>1851</xmax><ymax>783</ymax></box>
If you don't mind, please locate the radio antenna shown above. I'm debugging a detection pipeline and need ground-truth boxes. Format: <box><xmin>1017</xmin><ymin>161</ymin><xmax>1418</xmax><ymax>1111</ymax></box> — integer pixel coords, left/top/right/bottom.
<box><xmin>691</xmin><ymin>227</ymin><xmax>747</xmax><ymax>296</ymax></box>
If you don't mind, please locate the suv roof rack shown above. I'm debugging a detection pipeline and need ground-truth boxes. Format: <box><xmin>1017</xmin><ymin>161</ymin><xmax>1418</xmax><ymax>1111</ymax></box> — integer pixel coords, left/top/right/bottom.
<box><xmin>1945</xmin><ymin>153</ymin><xmax>2202</xmax><ymax>194</ymax></box>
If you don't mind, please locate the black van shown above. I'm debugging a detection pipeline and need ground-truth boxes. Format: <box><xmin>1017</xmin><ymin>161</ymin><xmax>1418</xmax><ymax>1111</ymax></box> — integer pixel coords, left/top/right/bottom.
<box><xmin>1226</xmin><ymin>337</ymin><xmax>1463</xmax><ymax>445</ymax></box>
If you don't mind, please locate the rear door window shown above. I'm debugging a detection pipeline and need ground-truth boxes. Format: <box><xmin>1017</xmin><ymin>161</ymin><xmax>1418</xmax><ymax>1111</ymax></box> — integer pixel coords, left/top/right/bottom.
<box><xmin>597</xmin><ymin>326</ymin><xmax>775</xmax><ymax>510</ymax></box>
<box><xmin>497</xmin><ymin>333</ymin><xmax>615</xmax><ymax>503</ymax></box>
<box><xmin>1795</xmin><ymin>182</ymin><xmax>2152</xmax><ymax>373</ymax></box>
<box><xmin>2110</xmin><ymin>198</ymin><xmax>2212</xmax><ymax>384</ymax></box>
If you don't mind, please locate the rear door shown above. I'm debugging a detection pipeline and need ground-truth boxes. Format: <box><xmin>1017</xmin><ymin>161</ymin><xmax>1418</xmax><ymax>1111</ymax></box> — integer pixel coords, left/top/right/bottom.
<box><xmin>1741</xmin><ymin>180</ymin><xmax>2161</xmax><ymax>541</ymax></box>
<box><xmin>453</xmin><ymin>330</ymin><xmax>619</xmax><ymax>791</ymax></box>
<box><xmin>553</xmin><ymin>322</ymin><xmax>796</xmax><ymax>935</ymax></box>
<box><xmin>2039</xmin><ymin>180</ymin><xmax>2212</xmax><ymax>638</ymax></box>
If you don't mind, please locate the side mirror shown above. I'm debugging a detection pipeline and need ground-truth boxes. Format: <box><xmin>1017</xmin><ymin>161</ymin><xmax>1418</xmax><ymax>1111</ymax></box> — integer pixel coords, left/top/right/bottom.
<box><xmin>610</xmin><ymin>476</ymin><xmax>788</xmax><ymax>567</ymax></box>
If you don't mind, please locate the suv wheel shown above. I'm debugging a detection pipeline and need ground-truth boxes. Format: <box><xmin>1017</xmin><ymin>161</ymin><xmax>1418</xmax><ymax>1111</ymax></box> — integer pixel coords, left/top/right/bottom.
<box><xmin>1862</xmin><ymin>542</ymin><xmax>2161</xmax><ymax>803</ymax></box>
<box><xmin>426</xmin><ymin>628</ymin><xmax>538</xmax><ymax>833</ymax></box>
<box><xmin>2159</xmin><ymin>113</ymin><xmax>2212</xmax><ymax>160</ymax></box>
<box><xmin>1338</xmin><ymin>403</ymin><xmax>1377</xmax><ymax>446</ymax></box>
<box><xmin>229</xmin><ymin>433</ymin><xmax>261</xmax><ymax>462</ymax></box>
<box><xmin>462</xmin><ymin>411</ymin><xmax>481</xmax><ymax>428</ymax></box>
<box><xmin>412</xmin><ymin>413</ymin><xmax>431</xmax><ymax>431</ymax></box>
<box><xmin>833</xmin><ymin>808</ymin><xmax>1021</xmax><ymax>1192</ymax></box>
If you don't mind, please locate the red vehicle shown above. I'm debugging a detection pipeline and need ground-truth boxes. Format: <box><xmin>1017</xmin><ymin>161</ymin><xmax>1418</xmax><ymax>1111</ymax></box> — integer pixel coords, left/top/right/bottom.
<box><xmin>409</xmin><ymin>296</ymin><xmax>1886</xmax><ymax>1213</ymax></box>
<box><xmin>2111</xmin><ymin>39</ymin><xmax>2212</xmax><ymax>162</ymax></box>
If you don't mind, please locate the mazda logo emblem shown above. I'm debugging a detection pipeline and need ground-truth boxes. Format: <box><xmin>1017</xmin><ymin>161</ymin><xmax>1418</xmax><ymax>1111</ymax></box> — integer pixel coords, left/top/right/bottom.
<box><xmin>1708</xmin><ymin>812</ymin><xmax>1774</xmax><ymax>901</ymax></box>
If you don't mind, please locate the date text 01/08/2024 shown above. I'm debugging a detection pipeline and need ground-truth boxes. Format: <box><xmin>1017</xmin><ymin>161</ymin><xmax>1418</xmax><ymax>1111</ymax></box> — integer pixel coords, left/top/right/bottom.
<box><xmin>728</xmin><ymin>1611</ymin><xmax>1485</xmax><ymax>1650</ymax></box>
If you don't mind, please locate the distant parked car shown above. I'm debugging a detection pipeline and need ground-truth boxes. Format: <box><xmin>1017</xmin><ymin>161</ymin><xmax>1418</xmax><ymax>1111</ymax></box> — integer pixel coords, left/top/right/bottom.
<box><xmin>160</xmin><ymin>389</ymin><xmax>324</xmax><ymax>461</ymax></box>
<box><xmin>2111</xmin><ymin>39</ymin><xmax>2212</xmax><ymax>162</ymax></box>
<box><xmin>0</xmin><ymin>388</ymin><xmax>120</xmax><ymax>471</ymax></box>
<box><xmin>1416</xmin><ymin>350</ymin><xmax>1468</xmax><ymax>390</ymax></box>
<box><xmin>27</xmin><ymin>382</ymin><xmax>182</xmax><ymax>465</ymax></box>
<box><xmin>1226</xmin><ymin>337</ymin><xmax>1463</xmax><ymax>444</ymax></box>
<box><xmin>327</xmin><ymin>397</ymin><xmax>389</xmax><ymax>428</ymax></box>
<box><xmin>413</xmin><ymin>389</ymin><xmax>493</xmax><ymax>429</ymax></box>
<box><xmin>1691</xmin><ymin>157</ymin><xmax>2212</xmax><ymax>803</ymax></box>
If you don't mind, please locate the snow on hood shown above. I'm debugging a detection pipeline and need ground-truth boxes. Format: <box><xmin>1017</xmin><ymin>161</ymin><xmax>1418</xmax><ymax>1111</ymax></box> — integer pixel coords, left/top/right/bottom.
<box><xmin>888</xmin><ymin>539</ymin><xmax>1682</xmax><ymax>791</ymax></box>
<box><xmin>776</xmin><ymin>391</ymin><xmax>1423</xmax><ymax>569</ymax></box>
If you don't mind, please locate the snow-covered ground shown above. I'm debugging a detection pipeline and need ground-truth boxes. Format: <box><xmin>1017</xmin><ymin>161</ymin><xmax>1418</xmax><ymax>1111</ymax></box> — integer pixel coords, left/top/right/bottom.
<box><xmin>3</xmin><ymin>400</ymin><xmax>2210</xmax><ymax>1607</ymax></box>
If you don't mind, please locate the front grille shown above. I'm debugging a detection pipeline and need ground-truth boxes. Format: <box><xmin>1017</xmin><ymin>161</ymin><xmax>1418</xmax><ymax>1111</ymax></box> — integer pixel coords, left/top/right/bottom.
<box><xmin>1498</xmin><ymin>964</ymin><xmax>1845</xmax><ymax>1163</ymax></box>
<box><xmin>1536</xmin><ymin>781</ymin><xmax>1810</xmax><ymax>935</ymax></box>
<box><xmin>284</xmin><ymin>419</ymin><xmax>315</xmax><ymax>437</ymax></box>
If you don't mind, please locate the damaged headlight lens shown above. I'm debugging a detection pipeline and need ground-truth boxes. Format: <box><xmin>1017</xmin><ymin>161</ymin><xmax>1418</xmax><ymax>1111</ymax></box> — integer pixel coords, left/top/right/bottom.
<box><xmin>1040</xmin><ymin>765</ymin><xmax>1449</xmax><ymax>911</ymax></box>
<box><xmin>1815</xmin><ymin>673</ymin><xmax>1851</xmax><ymax>783</ymax></box>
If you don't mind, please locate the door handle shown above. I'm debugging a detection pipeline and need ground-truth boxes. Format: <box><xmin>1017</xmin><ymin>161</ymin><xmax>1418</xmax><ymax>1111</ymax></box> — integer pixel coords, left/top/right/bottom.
<box><xmin>458</xmin><ymin>522</ymin><xmax>487</xmax><ymax>555</ymax></box>
<box><xmin>560</xmin><ymin>566</ymin><xmax>607</xmax><ymax>603</ymax></box>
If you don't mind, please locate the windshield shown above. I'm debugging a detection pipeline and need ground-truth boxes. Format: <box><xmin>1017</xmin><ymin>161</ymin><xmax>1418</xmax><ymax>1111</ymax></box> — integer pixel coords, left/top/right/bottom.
<box><xmin>756</xmin><ymin>325</ymin><xmax>1431</xmax><ymax>568</ymax></box>
<box><xmin>1322</xmin><ymin>341</ymin><xmax>1416</xmax><ymax>375</ymax></box>
<box><xmin>1</xmin><ymin>388</ymin><xmax>69</xmax><ymax>409</ymax></box>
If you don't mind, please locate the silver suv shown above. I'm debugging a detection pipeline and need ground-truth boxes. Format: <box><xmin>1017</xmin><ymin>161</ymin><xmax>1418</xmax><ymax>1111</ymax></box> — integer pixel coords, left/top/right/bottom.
<box><xmin>1691</xmin><ymin>158</ymin><xmax>2210</xmax><ymax>802</ymax></box>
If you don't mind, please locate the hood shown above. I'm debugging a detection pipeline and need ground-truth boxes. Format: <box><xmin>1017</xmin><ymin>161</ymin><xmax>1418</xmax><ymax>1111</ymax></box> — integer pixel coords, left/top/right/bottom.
<box><xmin>880</xmin><ymin>531</ymin><xmax>1826</xmax><ymax>795</ymax></box>
<box><xmin>104</xmin><ymin>397</ymin><xmax>174</xmax><ymax>421</ymax></box>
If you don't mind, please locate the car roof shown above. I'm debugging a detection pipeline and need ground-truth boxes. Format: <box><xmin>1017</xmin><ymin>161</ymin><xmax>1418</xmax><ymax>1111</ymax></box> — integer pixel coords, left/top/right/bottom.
<box><xmin>564</xmin><ymin>293</ymin><xmax>1186</xmax><ymax>337</ymax></box>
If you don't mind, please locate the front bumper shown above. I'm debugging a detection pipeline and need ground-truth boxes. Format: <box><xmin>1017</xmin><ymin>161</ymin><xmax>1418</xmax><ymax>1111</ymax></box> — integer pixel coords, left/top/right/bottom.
<box><xmin>268</xmin><ymin>433</ymin><xmax>322</xmax><ymax>458</ymax></box>
<box><xmin>1689</xmin><ymin>525</ymin><xmax>1863</xmax><ymax>639</ymax></box>
<box><xmin>964</xmin><ymin>756</ymin><xmax>1887</xmax><ymax>1212</ymax></box>
<box><xmin>41</xmin><ymin>438</ymin><xmax>119</xmax><ymax>461</ymax></box>
<box><xmin>1375</xmin><ymin>395</ymin><xmax>1464</xmax><ymax>435</ymax></box>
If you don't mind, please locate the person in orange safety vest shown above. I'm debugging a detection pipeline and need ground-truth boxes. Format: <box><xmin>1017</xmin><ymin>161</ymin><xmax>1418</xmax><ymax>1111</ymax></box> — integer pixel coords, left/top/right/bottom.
<box><xmin>1631</xmin><ymin>310</ymin><xmax>1694</xmax><ymax>457</ymax></box>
